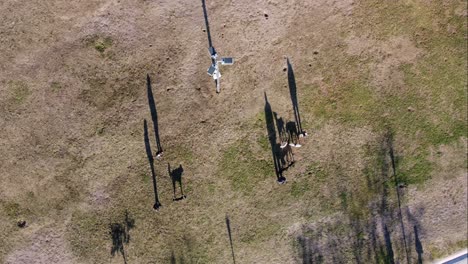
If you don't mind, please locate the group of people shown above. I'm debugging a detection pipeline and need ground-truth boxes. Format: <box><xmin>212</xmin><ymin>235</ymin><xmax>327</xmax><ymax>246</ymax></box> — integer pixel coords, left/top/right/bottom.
<box><xmin>274</xmin><ymin>113</ymin><xmax>307</xmax><ymax>184</ymax></box>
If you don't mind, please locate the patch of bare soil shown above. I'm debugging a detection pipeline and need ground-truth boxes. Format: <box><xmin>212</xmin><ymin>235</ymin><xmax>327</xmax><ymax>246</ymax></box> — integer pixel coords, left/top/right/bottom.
<box><xmin>5</xmin><ymin>227</ymin><xmax>76</xmax><ymax>264</ymax></box>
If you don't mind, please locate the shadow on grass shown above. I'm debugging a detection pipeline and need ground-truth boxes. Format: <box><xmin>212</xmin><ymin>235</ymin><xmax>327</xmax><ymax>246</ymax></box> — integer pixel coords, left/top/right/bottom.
<box><xmin>264</xmin><ymin>92</ymin><xmax>286</xmax><ymax>183</ymax></box>
<box><xmin>287</xmin><ymin>58</ymin><xmax>305</xmax><ymax>136</ymax></box>
<box><xmin>144</xmin><ymin>119</ymin><xmax>162</xmax><ymax>210</ymax></box>
<box><xmin>294</xmin><ymin>130</ymin><xmax>424</xmax><ymax>263</ymax></box>
<box><xmin>147</xmin><ymin>74</ymin><xmax>163</xmax><ymax>157</ymax></box>
<box><xmin>110</xmin><ymin>210</ymin><xmax>135</xmax><ymax>264</ymax></box>
<box><xmin>168</xmin><ymin>163</ymin><xmax>186</xmax><ymax>201</ymax></box>
<box><xmin>226</xmin><ymin>214</ymin><xmax>236</xmax><ymax>264</ymax></box>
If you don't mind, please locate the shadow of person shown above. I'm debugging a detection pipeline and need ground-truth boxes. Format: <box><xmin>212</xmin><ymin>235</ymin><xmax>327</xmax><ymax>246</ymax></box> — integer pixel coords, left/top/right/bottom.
<box><xmin>225</xmin><ymin>214</ymin><xmax>236</xmax><ymax>264</ymax></box>
<box><xmin>414</xmin><ymin>225</ymin><xmax>423</xmax><ymax>264</ymax></box>
<box><xmin>147</xmin><ymin>74</ymin><xmax>163</xmax><ymax>158</ymax></box>
<box><xmin>264</xmin><ymin>92</ymin><xmax>286</xmax><ymax>184</ymax></box>
<box><xmin>144</xmin><ymin>120</ymin><xmax>162</xmax><ymax>210</ymax></box>
<box><xmin>168</xmin><ymin>163</ymin><xmax>186</xmax><ymax>201</ymax></box>
<box><xmin>273</xmin><ymin>112</ymin><xmax>288</xmax><ymax>146</ymax></box>
<box><xmin>286</xmin><ymin>58</ymin><xmax>307</xmax><ymax>137</ymax></box>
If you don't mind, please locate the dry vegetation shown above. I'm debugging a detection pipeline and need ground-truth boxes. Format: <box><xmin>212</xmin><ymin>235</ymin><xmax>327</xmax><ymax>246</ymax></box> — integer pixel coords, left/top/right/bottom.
<box><xmin>0</xmin><ymin>0</ymin><xmax>466</xmax><ymax>263</ymax></box>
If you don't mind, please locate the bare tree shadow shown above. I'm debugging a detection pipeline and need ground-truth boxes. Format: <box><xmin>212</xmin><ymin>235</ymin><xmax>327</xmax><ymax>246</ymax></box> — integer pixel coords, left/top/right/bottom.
<box><xmin>110</xmin><ymin>210</ymin><xmax>135</xmax><ymax>264</ymax></box>
<box><xmin>385</xmin><ymin>130</ymin><xmax>411</xmax><ymax>263</ymax></box>
<box><xmin>144</xmin><ymin>119</ymin><xmax>162</xmax><ymax>210</ymax></box>
<box><xmin>287</xmin><ymin>58</ymin><xmax>306</xmax><ymax>136</ymax></box>
<box><xmin>168</xmin><ymin>163</ymin><xmax>186</xmax><ymax>201</ymax></box>
<box><xmin>297</xmin><ymin>235</ymin><xmax>324</xmax><ymax>264</ymax></box>
<box><xmin>225</xmin><ymin>215</ymin><xmax>236</xmax><ymax>264</ymax></box>
<box><xmin>264</xmin><ymin>92</ymin><xmax>286</xmax><ymax>184</ymax></box>
<box><xmin>147</xmin><ymin>74</ymin><xmax>163</xmax><ymax>157</ymax></box>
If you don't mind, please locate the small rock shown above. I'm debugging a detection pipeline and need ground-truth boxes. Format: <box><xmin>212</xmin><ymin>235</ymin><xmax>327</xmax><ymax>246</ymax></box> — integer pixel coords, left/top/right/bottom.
<box><xmin>17</xmin><ymin>220</ymin><xmax>26</xmax><ymax>228</ymax></box>
<box><xmin>264</xmin><ymin>13</ymin><xmax>269</xmax><ymax>19</ymax></box>
<box><xmin>313</xmin><ymin>51</ymin><xmax>319</xmax><ymax>55</ymax></box>
<box><xmin>202</xmin><ymin>29</ymin><xmax>206</xmax><ymax>32</ymax></box>
<box><xmin>283</xmin><ymin>67</ymin><xmax>287</xmax><ymax>72</ymax></box>
<box><xmin>407</xmin><ymin>106</ymin><xmax>415</xmax><ymax>112</ymax></box>
<box><xmin>149</xmin><ymin>44</ymin><xmax>152</xmax><ymax>47</ymax></box>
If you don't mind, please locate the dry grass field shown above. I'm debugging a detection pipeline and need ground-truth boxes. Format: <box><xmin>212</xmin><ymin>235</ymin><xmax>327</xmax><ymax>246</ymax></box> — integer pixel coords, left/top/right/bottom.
<box><xmin>0</xmin><ymin>0</ymin><xmax>467</xmax><ymax>263</ymax></box>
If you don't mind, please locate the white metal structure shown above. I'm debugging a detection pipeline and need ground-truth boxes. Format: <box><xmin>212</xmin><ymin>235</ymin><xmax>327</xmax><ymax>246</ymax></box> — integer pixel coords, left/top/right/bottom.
<box><xmin>206</xmin><ymin>46</ymin><xmax>234</xmax><ymax>93</ymax></box>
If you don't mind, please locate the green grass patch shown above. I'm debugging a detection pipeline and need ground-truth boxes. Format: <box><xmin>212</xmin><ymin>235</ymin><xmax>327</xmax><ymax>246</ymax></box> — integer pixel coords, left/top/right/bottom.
<box><xmin>290</xmin><ymin>181</ymin><xmax>310</xmax><ymax>198</ymax></box>
<box><xmin>94</xmin><ymin>37</ymin><xmax>113</xmax><ymax>53</ymax></box>
<box><xmin>1</xmin><ymin>200</ymin><xmax>32</xmax><ymax>219</ymax></box>
<box><xmin>218</xmin><ymin>138</ymin><xmax>273</xmax><ymax>194</ymax></box>
<box><xmin>9</xmin><ymin>80</ymin><xmax>30</xmax><ymax>103</ymax></box>
<box><xmin>67</xmin><ymin>210</ymin><xmax>109</xmax><ymax>261</ymax></box>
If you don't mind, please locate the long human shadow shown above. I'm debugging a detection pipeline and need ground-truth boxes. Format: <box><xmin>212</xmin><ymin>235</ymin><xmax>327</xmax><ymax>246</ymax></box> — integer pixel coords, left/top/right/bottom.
<box><xmin>414</xmin><ymin>225</ymin><xmax>423</xmax><ymax>264</ymax></box>
<box><xmin>286</xmin><ymin>58</ymin><xmax>304</xmax><ymax>136</ymax></box>
<box><xmin>225</xmin><ymin>215</ymin><xmax>236</xmax><ymax>264</ymax></box>
<box><xmin>110</xmin><ymin>210</ymin><xmax>135</xmax><ymax>264</ymax></box>
<box><xmin>201</xmin><ymin>0</ymin><xmax>213</xmax><ymax>49</ymax></box>
<box><xmin>168</xmin><ymin>163</ymin><xmax>186</xmax><ymax>201</ymax></box>
<box><xmin>144</xmin><ymin>120</ymin><xmax>162</xmax><ymax>210</ymax></box>
<box><xmin>264</xmin><ymin>93</ymin><xmax>286</xmax><ymax>183</ymax></box>
<box><xmin>147</xmin><ymin>74</ymin><xmax>163</xmax><ymax>157</ymax></box>
<box><xmin>386</xmin><ymin>130</ymin><xmax>411</xmax><ymax>263</ymax></box>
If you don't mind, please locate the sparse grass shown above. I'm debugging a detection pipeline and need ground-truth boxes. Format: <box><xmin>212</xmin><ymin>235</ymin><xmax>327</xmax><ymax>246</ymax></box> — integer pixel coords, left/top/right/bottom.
<box><xmin>290</xmin><ymin>181</ymin><xmax>310</xmax><ymax>198</ymax></box>
<box><xmin>66</xmin><ymin>210</ymin><xmax>110</xmax><ymax>262</ymax></box>
<box><xmin>50</xmin><ymin>81</ymin><xmax>62</xmax><ymax>91</ymax></box>
<box><xmin>8</xmin><ymin>80</ymin><xmax>30</xmax><ymax>103</ymax></box>
<box><xmin>428</xmin><ymin>239</ymin><xmax>468</xmax><ymax>260</ymax></box>
<box><xmin>218</xmin><ymin>138</ymin><xmax>272</xmax><ymax>194</ymax></box>
<box><xmin>93</xmin><ymin>37</ymin><xmax>113</xmax><ymax>53</ymax></box>
<box><xmin>1</xmin><ymin>0</ymin><xmax>466</xmax><ymax>263</ymax></box>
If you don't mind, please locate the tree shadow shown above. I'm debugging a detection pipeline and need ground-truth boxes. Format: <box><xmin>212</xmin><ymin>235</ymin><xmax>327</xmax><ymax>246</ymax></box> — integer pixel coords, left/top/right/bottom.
<box><xmin>144</xmin><ymin>119</ymin><xmax>162</xmax><ymax>210</ymax></box>
<box><xmin>297</xmin><ymin>235</ymin><xmax>324</xmax><ymax>264</ymax></box>
<box><xmin>168</xmin><ymin>163</ymin><xmax>186</xmax><ymax>201</ymax></box>
<box><xmin>225</xmin><ymin>215</ymin><xmax>236</xmax><ymax>264</ymax></box>
<box><xmin>147</xmin><ymin>74</ymin><xmax>163</xmax><ymax>157</ymax></box>
<box><xmin>264</xmin><ymin>93</ymin><xmax>286</xmax><ymax>183</ymax></box>
<box><xmin>110</xmin><ymin>210</ymin><xmax>135</xmax><ymax>264</ymax></box>
<box><xmin>286</xmin><ymin>58</ymin><xmax>306</xmax><ymax>136</ymax></box>
<box><xmin>385</xmin><ymin>130</ymin><xmax>411</xmax><ymax>263</ymax></box>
